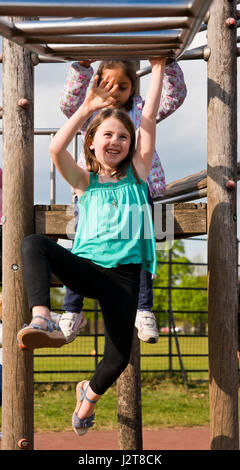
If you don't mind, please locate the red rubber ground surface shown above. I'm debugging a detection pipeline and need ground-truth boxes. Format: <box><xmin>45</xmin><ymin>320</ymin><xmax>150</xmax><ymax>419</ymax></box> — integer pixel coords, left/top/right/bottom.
<box><xmin>33</xmin><ymin>427</ymin><xmax>211</xmax><ymax>450</ymax></box>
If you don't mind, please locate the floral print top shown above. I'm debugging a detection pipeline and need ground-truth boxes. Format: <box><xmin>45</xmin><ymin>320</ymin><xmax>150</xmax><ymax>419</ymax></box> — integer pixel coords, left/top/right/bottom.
<box><xmin>60</xmin><ymin>61</ymin><xmax>187</xmax><ymax>198</ymax></box>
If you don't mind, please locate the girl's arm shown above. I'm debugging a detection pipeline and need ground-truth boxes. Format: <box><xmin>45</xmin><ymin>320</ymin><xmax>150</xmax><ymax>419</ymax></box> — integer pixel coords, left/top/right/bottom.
<box><xmin>157</xmin><ymin>61</ymin><xmax>187</xmax><ymax>122</ymax></box>
<box><xmin>133</xmin><ymin>58</ymin><xmax>166</xmax><ymax>180</ymax></box>
<box><xmin>50</xmin><ymin>76</ymin><xmax>118</xmax><ymax>194</ymax></box>
<box><xmin>59</xmin><ymin>61</ymin><xmax>95</xmax><ymax>119</ymax></box>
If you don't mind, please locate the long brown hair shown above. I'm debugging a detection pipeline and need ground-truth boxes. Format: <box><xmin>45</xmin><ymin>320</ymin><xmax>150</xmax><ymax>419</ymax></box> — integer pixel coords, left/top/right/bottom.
<box><xmin>96</xmin><ymin>60</ymin><xmax>137</xmax><ymax>111</ymax></box>
<box><xmin>84</xmin><ymin>108</ymin><xmax>138</xmax><ymax>180</ymax></box>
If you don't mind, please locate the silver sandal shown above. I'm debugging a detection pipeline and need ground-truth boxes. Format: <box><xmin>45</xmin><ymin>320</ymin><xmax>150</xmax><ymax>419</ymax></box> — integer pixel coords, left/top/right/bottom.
<box><xmin>72</xmin><ymin>380</ymin><xmax>97</xmax><ymax>436</ymax></box>
<box><xmin>17</xmin><ymin>315</ymin><xmax>66</xmax><ymax>350</ymax></box>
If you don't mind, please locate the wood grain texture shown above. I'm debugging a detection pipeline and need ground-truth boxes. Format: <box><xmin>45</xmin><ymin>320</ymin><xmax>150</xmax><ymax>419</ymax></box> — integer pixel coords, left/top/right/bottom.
<box><xmin>35</xmin><ymin>202</ymin><xmax>207</xmax><ymax>239</ymax></box>
<box><xmin>1</xmin><ymin>20</ymin><xmax>34</xmax><ymax>450</ymax></box>
<box><xmin>207</xmin><ymin>0</ymin><xmax>239</xmax><ymax>450</ymax></box>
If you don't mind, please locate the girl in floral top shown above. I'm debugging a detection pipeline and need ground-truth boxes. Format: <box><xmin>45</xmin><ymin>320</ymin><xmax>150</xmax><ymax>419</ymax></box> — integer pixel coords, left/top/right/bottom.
<box><xmin>55</xmin><ymin>59</ymin><xmax>187</xmax><ymax>345</ymax></box>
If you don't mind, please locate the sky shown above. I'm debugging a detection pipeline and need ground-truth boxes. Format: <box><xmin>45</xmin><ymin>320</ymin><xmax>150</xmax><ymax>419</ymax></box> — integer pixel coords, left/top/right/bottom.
<box><xmin>0</xmin><ymin>27</ymin><xmax>239</xmax><ymax>266</ymax></box>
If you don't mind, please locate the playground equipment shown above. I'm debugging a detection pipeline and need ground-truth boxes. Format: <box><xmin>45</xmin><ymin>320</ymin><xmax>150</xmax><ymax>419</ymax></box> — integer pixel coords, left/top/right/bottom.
<box><xmin>0</xmin><ymin>0</ymin><xmax>239</xmax><ymax>452</ymax></box>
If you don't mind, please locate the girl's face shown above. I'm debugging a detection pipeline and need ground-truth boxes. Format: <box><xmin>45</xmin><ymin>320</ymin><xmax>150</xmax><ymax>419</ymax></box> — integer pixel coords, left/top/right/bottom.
<box><xmin>90</xmin><ymin>117</ymin><xmax>131</xmax><ymax>171</ymax></box>
<box><xmin>101</xmin><ymin>66</ymin><xmax>133</xmax><ymax>108</ymax></box>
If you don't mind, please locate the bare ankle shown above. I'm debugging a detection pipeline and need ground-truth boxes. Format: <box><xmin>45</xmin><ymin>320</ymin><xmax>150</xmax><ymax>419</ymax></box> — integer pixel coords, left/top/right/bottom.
<box><xmin>32</xmin><ymin>306</ymin><xmax>51</xmax><ymax>319</ymax></box>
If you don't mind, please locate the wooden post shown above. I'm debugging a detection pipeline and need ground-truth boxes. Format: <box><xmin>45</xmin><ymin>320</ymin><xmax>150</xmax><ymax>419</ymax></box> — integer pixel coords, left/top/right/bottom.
<box><xmin>117</xmin><ymin>60</ymin><xmax>142</xmax><ymax>450</ymax></box>
<box><xmin>207</xmin><ymin>0</ymin><xmax>239</xmax><ymax>449</ymax></box>
<box><xmin>1</xmin><ymin>17</ymin><xmax>34</xmax><ymax>450</ymax></box>
<box><xmin>117</xmin><ymin>329</ymin><xmax>143</xmax><ymax>450</ymax></box>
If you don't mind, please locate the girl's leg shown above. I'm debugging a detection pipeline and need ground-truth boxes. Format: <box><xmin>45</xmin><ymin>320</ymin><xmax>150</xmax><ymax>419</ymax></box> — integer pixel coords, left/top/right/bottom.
<box><xmin>134</xmin><ymin>187</ymin><xmax>159</xmax><ymax>343</ymax></box>
<box><xmin>135</xmin><ymin>268</ymin><xmax>159</xmax><ymax>343</ymax></box>
<box><xmin>73</xmin><ymin>264</ymin><xmax>140</xmax><ymax>430</ymax></box>
<box><xmin>18</xmin><ymin>234</ymin><xmax>103</xmax><ymax>347</ymax></box>
<box><xmin>138</xmin><ymin>268</ymin><xmax>153</xmax><ymax>311</ymax></box>
<box><xmin>21</xmin><ymin>234</ymin><xmax>101</xmax><ymax>309</ymax></box>
<box><xmin>89</xmin><ymin>264</ymin><xmax>141</xmax><ymax>396</ymax></box>
<box><xmin>59</xmin><ymin>289</ymin><xmax>86</xmax><ymax>343</ymax></box>
<box><xmin>62</xmin><ymin>288</ymin><xmax>84</xmax><ymax>313</ymax></box>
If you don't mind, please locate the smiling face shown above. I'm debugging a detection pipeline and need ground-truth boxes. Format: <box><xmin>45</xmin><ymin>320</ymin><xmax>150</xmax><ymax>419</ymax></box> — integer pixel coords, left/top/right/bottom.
<box><xmin>89</xmin><ymin>116</ymin><xmax>131</xmax><ymax>171</ymax></box>
<box><xmin>101</xmin><ymin>66</ymin><xmax>133</xmax><ymax>109</ymax></box>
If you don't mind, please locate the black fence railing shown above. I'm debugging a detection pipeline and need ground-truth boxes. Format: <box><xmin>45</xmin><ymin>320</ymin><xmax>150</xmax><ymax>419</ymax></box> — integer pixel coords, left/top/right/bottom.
<box><xmin>34</xmin><ymin>237</ymin><xmax>217</xmax><ymax>384</ymax></box>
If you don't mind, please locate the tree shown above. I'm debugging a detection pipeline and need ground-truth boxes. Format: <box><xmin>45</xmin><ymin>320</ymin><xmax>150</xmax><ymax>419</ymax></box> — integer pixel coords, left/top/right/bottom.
<box><xmin>153</xmin><ymin>240</ymin><xmax>208</xmax><ymax>333</ymax></box>
<box><xmin>172</xmin><ymin>274</ymin><xmax>208</xmax><ymax>334</ymax></box>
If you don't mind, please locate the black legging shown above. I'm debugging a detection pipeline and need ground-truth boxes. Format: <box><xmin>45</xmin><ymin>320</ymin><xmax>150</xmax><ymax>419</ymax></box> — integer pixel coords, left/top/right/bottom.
<box><xmin>21</xmin><ymin>234</ymin><xmax>141</xmax><ymax>395</ymax></box>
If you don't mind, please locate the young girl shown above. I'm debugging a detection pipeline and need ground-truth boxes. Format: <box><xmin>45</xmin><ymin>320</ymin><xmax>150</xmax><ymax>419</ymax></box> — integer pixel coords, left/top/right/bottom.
<box><xmin>55</xmin><ymin>58</ymin><xmax>187</xmax><ymax>345</ymax></box>
<box><xmin>17</xmin><ymin>58</ymin><xmax>166</xmax><ymax>435</ymax></box>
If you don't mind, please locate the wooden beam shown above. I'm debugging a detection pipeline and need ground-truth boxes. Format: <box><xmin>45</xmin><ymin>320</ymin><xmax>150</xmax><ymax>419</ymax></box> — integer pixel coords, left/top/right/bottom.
<box><xmin>154</xmin><ymin>202</ymin><xmax>207</xmax><ymax>239</ymax></box>
<box><xmin>34</xmin><ymin>202</ymin><xmax>207</xmax><ymax>240</ymax></box>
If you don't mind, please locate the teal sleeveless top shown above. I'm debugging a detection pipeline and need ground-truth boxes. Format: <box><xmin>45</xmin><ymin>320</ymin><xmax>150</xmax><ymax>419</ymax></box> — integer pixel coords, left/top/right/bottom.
<box><xmin>72</xmin><ymin>165</ymin><xmax>157</xmax><ymax>275</ymax></box>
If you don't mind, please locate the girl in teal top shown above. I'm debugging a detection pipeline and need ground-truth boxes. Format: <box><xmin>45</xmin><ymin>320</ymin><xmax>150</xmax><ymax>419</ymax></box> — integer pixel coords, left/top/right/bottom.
<box><xmin>72</xmin><ymin>162</ymin><xmax>157</xmax><ymax>276</ymax></box>
<box><xmin>17</xmin><ymin>58</ymin><xmax>166</xmax><ymax>436</ymax></box>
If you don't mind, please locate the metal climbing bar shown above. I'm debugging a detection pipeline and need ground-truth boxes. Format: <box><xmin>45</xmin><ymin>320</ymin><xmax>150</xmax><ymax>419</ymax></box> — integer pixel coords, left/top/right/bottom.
<box><xmin>27</xmin><ymin>32</ymin><xmax>183</xmax><ymax>45</ymax></box>
<box><xmin>14</xmin><ymin>18</ymin><xmax>189</xmax><ymax>35</ymax></box>
<box><xmin>0</xmin><ymin>0</ymin><xmax>198</xmax><ymax>18</ymax></box>
<box><xmin>0</xmin><ymin>0</ymin><xmax>213</xmax><ymax>61</ymax></box>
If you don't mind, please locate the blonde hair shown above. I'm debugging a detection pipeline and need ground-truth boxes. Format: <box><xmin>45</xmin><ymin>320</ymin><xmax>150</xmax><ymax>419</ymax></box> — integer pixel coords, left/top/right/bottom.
<box><xmin>84</xmin><ymin>108</ymin><xmax>138</xmax><ymax>180</ymax></box>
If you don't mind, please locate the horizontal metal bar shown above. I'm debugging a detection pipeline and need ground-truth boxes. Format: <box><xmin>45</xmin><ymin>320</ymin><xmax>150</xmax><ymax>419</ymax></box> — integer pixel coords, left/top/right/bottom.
<box><xmin>46</xmin><ymin>42</ymin><xmax>178</xmax><ymax>52</ymax></box>
<box><xmin>49</xmin><ymin>50</ymin><xmax>176</xmax><ymax>61</ymax></box>
<box><xmin>136</xmin><ymin>45</ymin><xmax>209</xmax><ymax>78</ymax></box>
<box><xmin>154</xmin><ymin>286</ymin><xmax>207</xmax><ymax>292</ymax></box>
<box><xmin>26</xmin><ymin>32</ymin><xmax>183</xmax><ymax>46</ymax></box>
<box><xmin>179</xmin><ymin>45</ymin><xmax>210</xmax><ymax>61</ymax></box>
<box><xmin>136</xmin><ymin>65</ymin><xmax>152</xmax><ymax>77</ymax></box>
<box><xmin>0</xmin><ymin>1</ymin><xmax>195</xmax><ymax>18</ymax></box>
<box><xmin>34</xmin><ymin>353</ymin><xmax>209</xmax><ymax>359</ymax></box>
<box><xmin>0</xmin><ymin>16</ymin><xmax>66</xmax><ymax>59</ymax></box>
<box><xmin>0</xmin><ymin>1</ymin><xmax>212</xmax><ymax>62</ymax></box>
<box><xmin>140</xmin><ymin>353</ymin><xmax>208</xmax><ymax>357</ymax></box>
<box><xmin>156</xmin><ymin>260</ymin><xmax>207</xmax><ymax>266</ymax></box>
<box><xmin>35</xmin><ymin>354</ymin><xmax>103</xmax><ymax>358</ymax></box>
<box><xmin>31</xmin><ymin>36</ymin><xmax>209</xmax><ymax>63</ymax></box>
<box><xmin>14</xmin><ymin>17</ymin><xmax>190</xmax><ymax>35</ymax></box>
<box><xmin>0</xmin><ymin>128</ymin><xmax>81</xmax><ymax>135</ymax></box>
<box><xmin>31</xmin><ymin>54</ymin><xmax>66</xmax><ymax>63</ymax></box>
<box><xmin>155</xmin><ymin>188</ymin><xmax>207</xmax><ymax>204</ymax></box>
<box><xmin>33</xmin><ymin>371</ymin><xmax>211</xmax><ymax>381</ymax></box>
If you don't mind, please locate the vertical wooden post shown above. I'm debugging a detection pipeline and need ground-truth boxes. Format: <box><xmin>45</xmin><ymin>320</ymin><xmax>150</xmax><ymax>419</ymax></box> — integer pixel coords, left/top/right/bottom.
<box><xmin>207</xmin><ymin>0</ymin><xmax>239</xmax><ymax>449</ymax></box>
<box><xmin>117</xmin><ymin>61</ymin><xmax>142</xmax><ymax>450</ymax></box>
<box><xmin>1</xmin><ymin>18</ymin><xmax>34</xmax><ymax>450</ymax></box>
<box><xmin>117</xmin><ymin>330</ymin><xmax>142</xmax><ymax>450</ymax></box>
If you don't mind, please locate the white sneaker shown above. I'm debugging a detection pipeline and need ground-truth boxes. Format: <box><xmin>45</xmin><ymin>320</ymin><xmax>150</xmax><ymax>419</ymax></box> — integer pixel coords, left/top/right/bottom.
<box><xmin>56</xmin><ymin>311</ymin><xmax>87</xmax><ymax>343</ymax></box>
<box><xmin>135</xmin><ymin>310</ymin><xmax>159</xmax><ymax>343</ymax></box>
<box><xmin>50</xmin><ymin>311</ymin><xmax>61</xmax><ymax>326</ymax></box>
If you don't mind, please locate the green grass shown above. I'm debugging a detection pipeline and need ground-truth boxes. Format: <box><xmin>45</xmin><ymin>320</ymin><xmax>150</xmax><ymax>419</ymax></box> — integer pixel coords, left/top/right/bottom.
<box><xmin>2</xmin><ymin>334</ymin><xmax>234</xmax><ymax>433</ymax></box>
<box><xmin>32</xmin><ymin>378</ymin><xmax>211</xmax><ymax>432</ymax></box>
<box><xmin>1</xmin><ymin>377</ymin><xmax>239</xmax><ymax>433</ymax></box>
